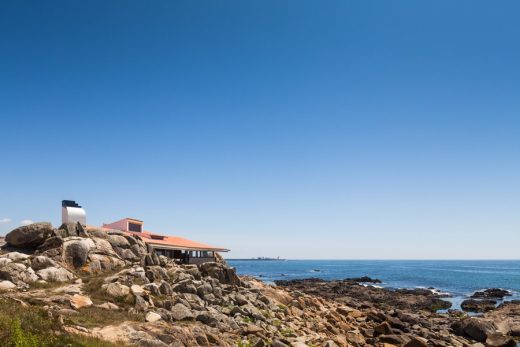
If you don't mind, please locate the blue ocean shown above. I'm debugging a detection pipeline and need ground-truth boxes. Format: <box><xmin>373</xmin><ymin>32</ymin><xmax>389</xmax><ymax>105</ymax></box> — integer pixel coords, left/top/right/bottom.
<box><xmin>227</xmin><ymin>260</ymin><xmax>520</xmax><ymax>308</ymax></box>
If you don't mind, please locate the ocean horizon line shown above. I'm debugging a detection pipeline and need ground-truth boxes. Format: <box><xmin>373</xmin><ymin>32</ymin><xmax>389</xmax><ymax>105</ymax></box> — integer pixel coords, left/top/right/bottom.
<box><xmin>226</xmin><ymin>258</ymin><xmax>520</xmax><ymax>261</ymax></box>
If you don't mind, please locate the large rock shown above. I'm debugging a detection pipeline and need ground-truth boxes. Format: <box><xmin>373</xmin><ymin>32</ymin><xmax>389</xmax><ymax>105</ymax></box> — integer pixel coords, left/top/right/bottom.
<box><xmin>485</xmin><ymin>334</ymin><xmax>517</xmax><ymax>347</ymax></box>
<box><xmin>131</xmin><ymin>284</ymin><xmax>145</xmax><ymax>296</ymax></box>
<box><xmin>199</xmin><ymin>262</ymin><xmax>241</xmax><ymax>286</ymax></box>
<box><xmin>63</xmin><ymin>239</ymin><xmax>92</xmax><ymax>268</ymax></box>
<box><xmin>108</xmin><ymin>235</ymin><xmax>131</xmax><ymax>249</ymax></box>
<box><xmin>30</xmin><ymin>255</ymin><xmax>57</xmax><ymax>271</ymax></box>
<box><xmin>134</xmin><ymin>295</ymin><xmax>148</xmax><ymax>312</ymax></box>
<box><xmin>37</xmin><ymin>266</ymin><xmax>74</xmax><ymax>282</ymax></box>
<box><xmin>471</xmin><ymin>289</ymin><xmax>512</xmax><ymax>299</ymax></box>
<box><xmin>197</xmin><ymin>282</ymin><xmax>213</xmax><ymax>297</ymax></box>
<box><xmin>86</xmin><ymin>228</ymin><xmax>109</xmax><ymax>239</ymax></box>
<box><xmin>103</xmin><ymin>282</ymin><xmax>130</xmax><ymax>298</ymax></box>
<box><xmin>87</xmin><ymin>254</ymin><xmax>125</xmax><ymax>273</ymax></box>
<box><xmin>159</xmin><ymin>281</ymin><xmax>172</xmax><ymax>295</ymax></box>
<box><xmin>404</xmin><ymin>337</ymin><xmax>428</xmax><ymax>347</ymax></box>
<box><xmin>56</xmin><ymin>222</ymin><xmax>88</xmax><ymax>238</ymax></box>
<box><xmin>0</xmin><ymin>258</ymin><xmax>12</xmax><ymax>267</ymax></box>
<box><xmin>452</xmin><ymin>318</ymin><xmax>497</xmax><ymax>342</ymax></box>
<box><xmin>461</xmin><ymin>299</ymin><xmax>497</xmax><ymax>313</ymax></box>
<box><xmin>70</xmin><ymin>294</ymin><xmax>93</xmax><ymax>309</ymax></box>
<box><xmin>0</xmin><ymin>262</ymin><xmax>38</xmax><ymax>284</ymax></box>
<box><xmin>170</xmin><ymin>303</ymin><xmax>194</xmax><ymax>321</ymax></box>
<box><xmin>0</xmin><ymin>280</ymin><xmax>16</xmax><ymax>291</ymax></box>
<box><xmin>37</xmin><ymin>236</ymin><xmax>64</xmax><ymax>252</ymax></box>
<box><xmin>5</xmin><ymin>222</ymin><xmax>53</xmax><ymax>248</ymax></box>
<box><xmin>172</xmin><ymin>279</ymin><xmax>197</xmax><ymax>294</ymax></box>
<box><xmin>116</xmin><ymin>248</ymin><xmax>138</xmax><ymax>261</ymax></box>
<box><xmin>91</xmin><ymin>237</ymin><xmax>117</xmax><ymax>256</ymax></box>
<box><xmin>1</xmin><ymin>252</ymin><xmax>30</xmax><ymax>261</ymax></box>
<box><xmin>145</xmin><ymin>311</ymin><xmax>162</xmax><ymax>322</ymax></box>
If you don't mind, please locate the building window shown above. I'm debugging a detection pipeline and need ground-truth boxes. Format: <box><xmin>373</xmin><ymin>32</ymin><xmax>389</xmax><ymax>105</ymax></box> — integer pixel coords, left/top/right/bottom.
<box><xmin>128</xmin><ymin>222</ymin><xmax>142</xmax><ymax>232</ymax></box>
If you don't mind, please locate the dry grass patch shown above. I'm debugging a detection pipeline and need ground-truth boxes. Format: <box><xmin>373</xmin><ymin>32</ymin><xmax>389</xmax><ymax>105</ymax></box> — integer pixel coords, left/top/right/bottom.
<box><xmin>65</xmin><ymin>306</ymin><xmax>143</xmax><ymax>329</ymax></box>
<box><xmin>0</xmin><ymin>298</ymin><xmax>125</xmax><ymax>347</ymax></box>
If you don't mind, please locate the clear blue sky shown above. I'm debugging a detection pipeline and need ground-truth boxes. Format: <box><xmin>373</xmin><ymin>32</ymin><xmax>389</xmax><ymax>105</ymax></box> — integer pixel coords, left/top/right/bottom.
<box><xmin>1</xmin><ymin>1</ymin><xmax>519</xmax><ymax>259</ymax></box>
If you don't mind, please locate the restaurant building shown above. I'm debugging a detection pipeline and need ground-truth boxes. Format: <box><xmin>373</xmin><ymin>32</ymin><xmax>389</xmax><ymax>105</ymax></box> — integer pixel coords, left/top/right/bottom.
<box><xmin>101</xmin><ymin>218</ymin><xmax>229</xmax><ymax>264</ymax></box>
<box><xmin>61</xmin><ymin>200</ymin><xmax>228</xmax><ymax>264</ymax></box>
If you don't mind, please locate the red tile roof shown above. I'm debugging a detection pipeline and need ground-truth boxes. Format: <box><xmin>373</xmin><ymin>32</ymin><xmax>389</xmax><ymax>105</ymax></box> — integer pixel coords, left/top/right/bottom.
<box><xmin>87</xmin><ymin>225</ymin><xmax>228</xmax><ymax>252</ymax></box>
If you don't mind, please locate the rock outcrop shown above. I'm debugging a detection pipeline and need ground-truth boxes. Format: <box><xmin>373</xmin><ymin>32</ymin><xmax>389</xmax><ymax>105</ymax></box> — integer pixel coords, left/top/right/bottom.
<box><xmin>461</xmin><ymin>299</ymin><xmax>497</xmax><ymax>312</ymax></box>
<box><xmin>472</xmin><ymin>288</ymin><xmax>512</xmax><ymax>299</ymax></box>
<box><xmin>5</xmin><ymin>222</ymin><xmax>53</xmax><ymax>248</ymax></box>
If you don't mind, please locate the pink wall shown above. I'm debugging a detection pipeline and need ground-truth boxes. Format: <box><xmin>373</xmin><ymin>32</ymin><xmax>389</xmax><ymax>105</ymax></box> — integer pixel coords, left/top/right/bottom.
<box><xmin>103</xmin><ymin>219</ymin><xmax>131</xmax><ymax>232</ymax></box>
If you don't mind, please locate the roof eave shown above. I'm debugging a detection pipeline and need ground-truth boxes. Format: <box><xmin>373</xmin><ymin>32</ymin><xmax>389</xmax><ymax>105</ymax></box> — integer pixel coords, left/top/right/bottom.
<box><xmin>147</xmin><ymin>243</ymin><xmax>229</xmax><ymax>252</ymax></box>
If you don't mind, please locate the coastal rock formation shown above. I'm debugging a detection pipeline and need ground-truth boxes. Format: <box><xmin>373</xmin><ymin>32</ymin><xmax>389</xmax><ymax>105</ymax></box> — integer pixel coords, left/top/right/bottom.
<box><xmin>0</xmin><ymin>222</ymin><xmax>519</xmax><ymax>347</ymax></box>
<box><xmin>451</xmin><ymin>317</ymin><xmax>497</xmax><ymax>341</ymax></box>
<box><xmin>5</xmin><ymin>222</ymin><xmax>53</xmax><ymax>248</ymax></box>
<box><xmin>472</xmin><ymin>288</ymin><xmax>512</xmax><ymax>299</ymax></box>
<box><xmin>461</xmin><ymin>299</ymin><xmax>497</xmax><ymax>313</ymax></box>
<box><xmin>274</xmin><ymin>278</ymin><xmax>452</xmax><ymax>311</ymax></box>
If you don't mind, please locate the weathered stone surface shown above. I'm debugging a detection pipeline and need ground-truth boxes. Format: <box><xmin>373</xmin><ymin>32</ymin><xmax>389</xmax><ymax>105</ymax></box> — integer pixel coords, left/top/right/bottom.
<box><xmin>0</xmin><ymin>258</ymin><xmax>12</xmax><ymax>267</ymax></box>
<box><xmin>485</xmin><ymin>334</ymin><xmax>517</xmax><ymax>347</ymax></box>
<box><xmin>37</xmin><ymin>236</ymin><xmax>64</xmax><ymax>252</ymax></box>
<box><xmin>199</xmin><ymin>262</ymin><xmax>241</xmax><ymax>286</ymax></box>
<box><xmin>0</xmin><ymin>262</ymin><xmax>38</xmax><ymax>284</ymax></box>
<box><xmin>103</xmin><ymin>282</ymin><xmax>130</xmax><ymax>298</ymax></box>
<box><xmin>37</xmin><ymin>266</ymin><xmax>74</xmax><ymax>282</ymax></box>
<box><xmin>70</xmin><ymin>294</ymin><xmax>93</xmax><ymax>309</ymax></box>
<box><xmin>378</xmin><ymin>334</ymin><xmax>410</xmax><ymax>345</ymax></box>
<box><xmin>159</xmin><ymin>281</ymin><xmax>172</xmax><ymax>295</ymax></box>
<box><xmin>56</xmin><ymin>222</ymin><xmax>87</xmax><ymax>238</ymax></box>
<box><xmin>108</xmin><ymin>235</ymin><xmax>131</xmax><ymax>249</ymax></box>
<box><xmin>30</xmin><ymin>255</ymin><xmax>57</xmax><ymax>270</ymax></box>
<box><xmin>471</xmin><ymin>289</ymin><xmax>512</xmax><ymax>299</ymax></box>
<box><xmin>375</xmin><ymin>321</ymin><xmax>392</xmax><ymax>335</ymax></box>
<box><xmin>145</xmin><ymin>311</ymin><xmax>162</xmax><ymax>322</ymax></box>
<box><xmin>461</xmin><ymin>299</ymin><xmax>497</xmax><ymax>313</ymax></box>
<box><xmin>170</xmin><ymin>303</ymin><xmax>194</xmax><ymax>321</ymax></box>
<box><xmin>197</xmin><ymin>282</ymin><xmax>213</xmax><ymax>297</ymax></box>
<box><xmin>117</xmin><ymin>248</ymin><xmax>138</xmax><ymax>260</ymax></box>
<box><xmin>134</xmin><ymin>295</ymin><xmax>148</xmax><ymax>311</ymax></box>
<box><xmin>5</xmin><ymin>222</ymin><xmax>53</xmax><ymax>247</ymax></box>
<box><xmin>63</xmin><ymin>239</ymin><xmax>92</xmax><ymax>268</ymax></box>
<box><xmin>452</xmin><ymin>318</ymin><xmax>496</xmax><ymax>342</ymax></box>
<box><xmin>87</xmin><ymin>228</ymin><xmax>109</xmax><ymax>239</ymax></box>
<box><xmin>172</xmin><ymin>280</ymin><xmax>197</xmax><ymax>294</ymax></box>
<box><xmin>1</xmin><ymin>252</ymin><xmax>30</xmax><ymax>261</ymax></box>
<box><xmin>131</xmin><ymin>284</ymin><xmax>144</xmax><ymax>296</ymax></box>
<box><xmin>91</xmin><ymin>237</ymin><xmax>117</xmax><ymax>256</ymax></box>
<box><xmin>404</xmin><ymin>337</ymin><xmax>428</xmax><ymax>347</ymax></box>
<box><xmin>0</xmin><ymin>280</ymin><xmax>16</xmax><ymax>290</ymax></box>
<box><xmin>87</xmin><ymin>253</ymin><xmax>125</xmax><ymax>273</ymax></box>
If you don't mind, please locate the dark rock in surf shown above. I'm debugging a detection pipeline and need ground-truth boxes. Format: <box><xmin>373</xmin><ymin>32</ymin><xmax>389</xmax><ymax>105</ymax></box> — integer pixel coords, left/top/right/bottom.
<box><xmin>471</xmin><ymin>288</ymin><xmax>511</xmax><ymax>299</ymax></box>
<box><xmin>461</xmin><ymin>299</ymin><xmax>497</xmax><ymax>313</ymax></box>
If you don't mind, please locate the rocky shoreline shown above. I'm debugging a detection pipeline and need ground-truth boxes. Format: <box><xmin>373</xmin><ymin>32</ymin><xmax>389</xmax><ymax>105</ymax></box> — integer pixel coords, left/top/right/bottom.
<box><xmin>0</xmin><ymin>222</ymin><xmax>519</xmax><ymax>347</ymax></box>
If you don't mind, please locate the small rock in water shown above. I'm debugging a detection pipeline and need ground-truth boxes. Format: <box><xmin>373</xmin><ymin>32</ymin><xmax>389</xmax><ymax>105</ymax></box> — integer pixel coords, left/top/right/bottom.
<box><xmin>461</xmin><ymin>299</ymin><xmax>497</xmax><ymax>313</ymax></box>
<box><xmin>471</xmin><ymin>288</ymin><xmax>511</xmax><ymax>299</ymax></box>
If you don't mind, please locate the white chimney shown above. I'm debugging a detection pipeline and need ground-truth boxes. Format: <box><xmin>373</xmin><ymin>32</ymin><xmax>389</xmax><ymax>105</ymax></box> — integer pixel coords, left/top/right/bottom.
<box><xmin>61</xmin><ymin>200</ymin><xmax>86</xmax><ymax>226</ymax></box>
